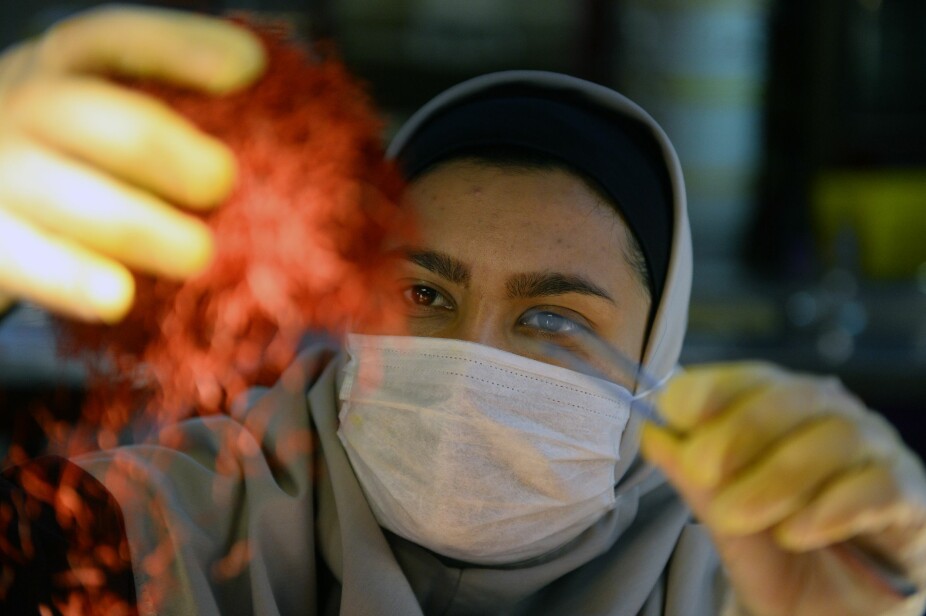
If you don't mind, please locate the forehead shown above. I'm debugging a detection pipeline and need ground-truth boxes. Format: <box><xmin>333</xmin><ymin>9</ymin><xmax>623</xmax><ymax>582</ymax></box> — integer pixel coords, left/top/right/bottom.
<box><xmin>406</xmin><ymin>160</ymin><xmax>638</xmax><ymax>286</ymax></box>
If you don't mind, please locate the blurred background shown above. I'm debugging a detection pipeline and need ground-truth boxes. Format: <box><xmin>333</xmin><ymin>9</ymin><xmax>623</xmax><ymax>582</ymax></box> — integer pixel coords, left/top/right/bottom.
<box><xmin>2</xmin><ymin>0</ymin><xmax>925</xmax><ymax>457</ymax></box>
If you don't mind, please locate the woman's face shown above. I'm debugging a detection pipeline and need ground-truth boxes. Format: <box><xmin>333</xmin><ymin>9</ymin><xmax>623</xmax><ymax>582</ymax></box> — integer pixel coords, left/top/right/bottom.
<box><xmin>386</xmin><ymin>159</ymin><xmax>651</xmax><ymax>387</ymax></box>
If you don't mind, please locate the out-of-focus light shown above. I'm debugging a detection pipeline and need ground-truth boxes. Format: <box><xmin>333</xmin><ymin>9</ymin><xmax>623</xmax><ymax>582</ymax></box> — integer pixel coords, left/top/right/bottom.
<box><xmin>817</xmin><ymin>328</ymin><xmax>855</xmax><ymax>365</ymax></box>
<box><xmin>786</xmin><ymin>291</ymin><xmax>818</xmax><ymax>327</ymax></box>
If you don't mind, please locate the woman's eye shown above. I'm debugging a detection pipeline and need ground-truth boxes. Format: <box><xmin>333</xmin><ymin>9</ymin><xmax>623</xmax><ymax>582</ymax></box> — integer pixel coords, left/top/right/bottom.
<box><xmin>520</xmin><ymin>311</ymin><xmax>579</xmax><ymax>334</ymax></box>
<box><xmin>402</xmin><ymin>284</ymin><xmax>452</xmax><ymax>310</ymax></box>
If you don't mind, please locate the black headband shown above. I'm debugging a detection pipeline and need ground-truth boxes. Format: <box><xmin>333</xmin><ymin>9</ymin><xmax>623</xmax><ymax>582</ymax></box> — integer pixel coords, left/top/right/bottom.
<box><xmin>396</xmin><ymin>91</ymin><xmax>673</xmax><ymax>308</ymax></box>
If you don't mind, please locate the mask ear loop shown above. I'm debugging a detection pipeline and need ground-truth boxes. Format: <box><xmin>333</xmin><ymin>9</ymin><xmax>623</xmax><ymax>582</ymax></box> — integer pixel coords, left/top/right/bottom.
<box><xmin>629</xmin><ymin>365</ymin><xmax>680</xmax><ymax>428</ymax></box>
<box><xmin>631</xmin><ymin>364</ymin><xmax>679</xmax><ymax>399</ymax></box>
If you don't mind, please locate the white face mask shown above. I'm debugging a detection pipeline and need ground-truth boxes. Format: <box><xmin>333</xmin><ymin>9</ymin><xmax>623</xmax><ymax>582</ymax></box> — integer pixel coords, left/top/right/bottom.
<box><xmin>337</xmin><ymin>333</ymin><xmax>637</xmax><ymax>565</ymax></box>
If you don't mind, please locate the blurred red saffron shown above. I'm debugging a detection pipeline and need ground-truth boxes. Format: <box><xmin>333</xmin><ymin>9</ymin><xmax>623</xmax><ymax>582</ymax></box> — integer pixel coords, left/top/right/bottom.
<box><xmin>55</xmin><ymin>24</ymin><xmax>411</xmax><ymax>431</ymax></box>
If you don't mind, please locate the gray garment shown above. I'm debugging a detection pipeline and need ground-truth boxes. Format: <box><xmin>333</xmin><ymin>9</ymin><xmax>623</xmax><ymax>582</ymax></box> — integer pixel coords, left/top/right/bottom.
<box><xmin>75</xmin><ymin>346</ymin><xmax>728</xmax><ymax>616</ymax></box>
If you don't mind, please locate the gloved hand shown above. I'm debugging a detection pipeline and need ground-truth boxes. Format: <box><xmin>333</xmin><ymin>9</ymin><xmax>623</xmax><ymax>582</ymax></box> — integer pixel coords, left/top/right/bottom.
<box><xmin>642</xmin><ymin>362</ymin><xmax>926</xmax><ymax>616</ymax></box>
<box><xmin>0</xmin><ymin>5</ymin><xmax>265</xmax><ymax>322</ymax></box>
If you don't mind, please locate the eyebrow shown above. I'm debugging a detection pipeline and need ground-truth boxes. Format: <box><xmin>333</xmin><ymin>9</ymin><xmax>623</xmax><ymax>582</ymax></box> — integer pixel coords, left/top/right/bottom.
<box><xmin>506</xmin><ymin>272</ymin><xmax>615</xmax><ymax>304</ymax></box>
<box><xmin>404</xmin><ymin>249</ymin><xmax>471</xmax><ymax>286</ymax></box>
<box><xmin>402</xmin><ymin>248</ymin><xmax>614</xmax><ymax>304</ymax></box>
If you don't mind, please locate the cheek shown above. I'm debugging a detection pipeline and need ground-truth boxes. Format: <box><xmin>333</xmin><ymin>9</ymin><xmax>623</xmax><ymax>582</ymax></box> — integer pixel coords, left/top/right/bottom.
<box><xmin>351</xmin><ymin>316</ymin><xmax>406</xmax><ymax>337</ymax></box>
<box><xmin>404</xmin><ymin>314</ymin><xmax>455</xmax><ymax>338</ymax></box>
<box><xmin>598</xmin><ymin>278</ymin><xmax>651</xmax><ymax>363</ymax></box>
<box><xmin>621</xmin><ymin>295</ymin><xmax>651</xmax><ymax>361</ymax></box>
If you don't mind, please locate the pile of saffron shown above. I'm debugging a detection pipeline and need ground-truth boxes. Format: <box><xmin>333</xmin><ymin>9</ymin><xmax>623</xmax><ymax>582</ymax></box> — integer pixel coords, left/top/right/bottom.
<box><xmin>55</xmin><ymin>25</ymin><xmax>411</xmax><ymax>443</ymax></box>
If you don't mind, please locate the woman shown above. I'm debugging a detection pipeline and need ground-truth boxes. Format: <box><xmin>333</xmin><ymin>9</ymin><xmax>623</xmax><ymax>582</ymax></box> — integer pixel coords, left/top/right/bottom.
<box><xmin>1</xmin><ymin>6</ymin><xmax>924</xmax><ymax>615</ymax></box>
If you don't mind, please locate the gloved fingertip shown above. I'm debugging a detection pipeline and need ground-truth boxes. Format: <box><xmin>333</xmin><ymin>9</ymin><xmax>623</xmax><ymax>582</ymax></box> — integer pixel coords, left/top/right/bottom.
<box><xmin>180</xmin><ymin>138</ymin><xmax>238</xmax><ymax>209</ymax></box>
<box><xmin>773</xmin><ymin>518</ymin><xmax>822</xmax><ymax>552</ymax></box>
<box><xmin>86</xmin><ymin>265</ymin><xmax>135</xmax><ymax>324</ymax></box>
<box><xmin>657</xmin><ymin>362</ymin><xmax>787</xmax><ymax>432</ymax></box>
<box><xmin>655</xmin><ymin>370</ymin><xmax>717</xmax><ymax>432</ymax></box>
<box><xmin>176</xmin><ymin>222</ymin><xmax>215</xmax><ymax>277</ymax></box>
<box><xmin>197</xmin><ymin>24</ymin><xmax>267</xmax><ymax>95</ymax></box>
<box><xmin>640</xmin><ymin>423</ymin><xmax>682</xmax><ymax>473</ymax></box>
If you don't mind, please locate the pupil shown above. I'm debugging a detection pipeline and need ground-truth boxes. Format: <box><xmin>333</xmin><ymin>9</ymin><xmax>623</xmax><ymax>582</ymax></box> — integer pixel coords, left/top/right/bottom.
<box><xmin>412</xmin><ymin>286</ymin><xmax>436</xmax><ymax>305</ymax></box>
<box><xmin>539</xmin><ymin>312</ymin><xmax>563</xmax><ymax>331</ymax></box>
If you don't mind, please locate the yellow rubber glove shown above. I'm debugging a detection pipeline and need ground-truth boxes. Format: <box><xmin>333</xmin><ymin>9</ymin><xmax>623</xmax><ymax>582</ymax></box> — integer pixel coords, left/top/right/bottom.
<box><xmin>0</xmin><ymin>5</ymin><xmax>266</xmax><ymax>323</ymax></box>
<box><xmin>642</xmin><ymin>362</ymin><xmax>926</xmax><ymax>616</ymax></box>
